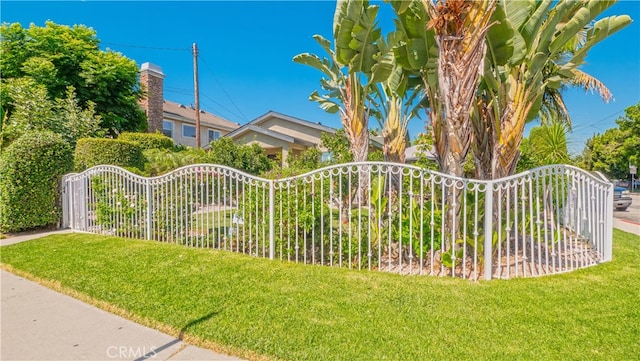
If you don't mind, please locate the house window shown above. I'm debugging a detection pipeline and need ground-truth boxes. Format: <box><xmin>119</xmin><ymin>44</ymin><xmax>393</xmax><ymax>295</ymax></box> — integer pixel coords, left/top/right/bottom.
<box><xmin>321</xmin><ymin>152</ymin><xmax>333</xmax><ymax>162</ymax></box>
<box><xmin>162</xmin><ymin>120</ymin><xmax>173</xmax><ymax>138</ymax></box>
<box><xmin>208</xmin><ymin>130</ymin><xmax>221</xmax><ymax>143</ymax></box>
<box><xmin>182</xmin><ymin>124</ymin><xmax>196</xmax><ymax>138</ymax></box>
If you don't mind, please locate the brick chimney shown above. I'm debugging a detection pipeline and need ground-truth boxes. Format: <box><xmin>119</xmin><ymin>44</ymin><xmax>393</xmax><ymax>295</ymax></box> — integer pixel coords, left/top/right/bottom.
<box><xmin>139</xmin><ymin>62</ymin><xmax>165</xmax><ymax>133</ymax></box>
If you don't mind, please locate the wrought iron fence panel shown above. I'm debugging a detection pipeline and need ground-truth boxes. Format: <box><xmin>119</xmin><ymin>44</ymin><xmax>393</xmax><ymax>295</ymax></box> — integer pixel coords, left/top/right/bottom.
<box><xmin>62</xmin><ymin>163</ymin><xmax>613</xmax><ymax>280</ymax></box>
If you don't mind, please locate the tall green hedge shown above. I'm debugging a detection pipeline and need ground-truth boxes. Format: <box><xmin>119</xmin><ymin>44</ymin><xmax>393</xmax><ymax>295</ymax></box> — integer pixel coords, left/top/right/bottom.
<box><xmin>118</xmin><ymin>132</ymin><xmax>174</xmax><ymax>150</ymax></box>
<box><xmin>0</xmin><ymin>131</ymin><xmax>73</xmax><ymax>233</ymax></box>
<box><xmin>74</xmin><ymin>138</ymin><xmax>145</xmax><ymax>171</ymax></box>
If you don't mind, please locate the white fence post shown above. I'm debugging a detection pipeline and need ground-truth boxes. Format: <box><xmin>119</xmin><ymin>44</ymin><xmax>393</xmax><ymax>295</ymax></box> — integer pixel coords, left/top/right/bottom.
<box><xmin>269</xmin><ymin>179</ymin><xmax>275</xmax><ymax>260</ymax></box>
<box><xmin>146</xmin><ymin>179</ymin><xmax>152</xmax><ymax>241</ymax></box>
<box><xmin>61</xmin><ymin>176</ymin><xmax>69</xmax><ymax>229</ymax></box>
<box><xmin>604</xmin><ymin>182</ymin><xmax>614</xmax><ymax>261</ymax></box>
<box><xmin>483</xmin><ymin>180</ymin><xmax>494</xmax><ymax>280</ymax></box>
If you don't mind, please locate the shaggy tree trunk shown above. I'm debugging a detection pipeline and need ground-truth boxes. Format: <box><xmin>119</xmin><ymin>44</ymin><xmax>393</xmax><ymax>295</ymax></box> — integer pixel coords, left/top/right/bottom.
<box><xmin>424</xmin><ymin>0</ymin><xmax>497</xmax><ymax>268</ymax></box>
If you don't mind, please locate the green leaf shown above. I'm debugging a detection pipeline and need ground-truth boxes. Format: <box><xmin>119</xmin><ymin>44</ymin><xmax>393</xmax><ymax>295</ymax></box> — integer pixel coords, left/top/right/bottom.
<box><xmin>549</xmin><ymin>6</ymin><xmax>592</xmax><ymax>54</ymax></box>
<box><xmin>293</xmin><ymin>53</ymin><xmax>336</xmax><ymax>82</ymax></box>
<box><xmin>569</xmin><ymin>15</ymin><xmax>632</xmax><ymax>66</ymax></box>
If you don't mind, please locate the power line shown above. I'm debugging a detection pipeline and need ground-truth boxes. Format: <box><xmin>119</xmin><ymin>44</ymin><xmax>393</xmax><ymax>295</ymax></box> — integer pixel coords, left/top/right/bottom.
<box><xmin>100</xmin><ymin>40</ymin><xmax>248</xmax><ymax>122</ymax></box>
<box><xmin>570</xmin><ymin>109</ymin><xmax>625</xmax><ymax>132</ymax></box>
<box><xmin>166</xmin><ymin>87</ymin><xmax>246</xmax><ymax>121</ymax></box>
<box><xmin>101</xmin><ymin>42</ymin><xmax>190</xmax><ymax>52</ymax></box>
<box><xmin>199</xmin><ymin>52</ymin><xmax>250</xmax><ymax>123</ymax></box>
<box><xmin>200</xmin><ymin>95</ymin><xmax>246</xmax><ymax>122</ymax></box>
<box><xmin>165</xmin><ymin>87</ymin><xmax>193</xmax><ymax>96</ymax></box>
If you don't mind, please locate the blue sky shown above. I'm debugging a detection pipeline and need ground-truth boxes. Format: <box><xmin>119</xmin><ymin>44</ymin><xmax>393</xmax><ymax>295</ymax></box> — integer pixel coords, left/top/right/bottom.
<box><xmin>1</xmin><ymin>1</ymin><xmax>639</xmax><ymax>154</ymax></box>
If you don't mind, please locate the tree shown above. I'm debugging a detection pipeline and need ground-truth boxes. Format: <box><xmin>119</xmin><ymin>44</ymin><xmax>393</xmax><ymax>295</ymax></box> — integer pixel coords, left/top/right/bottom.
<box><xmin>584</xmin><ymin>101</ymin><xmax>640</xmax><ymax>179</ymax></box>
<box><xmin>369</xmin><ymin>39</ymin><xmax>425</xmax><ymax>163</ymax></box>
<box><xmin>0</xmin><ymin>21</ymin><xmax>146</xmax><ymax>135</ymax></box>
<box><xmin>472</xmin><ymin>0</ymin><xmax>631</xmax><ymax>180</ymax></box>
<box><xmin>320</xmin><ymin>130</ymin><xmax>354</xmax><ymax>164</ymax></box>
<box><xmin>516</xmin><ymin>120</ymin><xmax>570</xmax><ymax>173</ymax></box>
<box><xmin>425</xmin><ymin>0</ymin><xmax>496</xmax><ymax>178</ymax></box>
<box><xmin>388</xmin><ymin>0</ymin><xmax>630</xmax><ymax>179</ymax></box>
<box><xmin>389</xmin><ymin>0</ymin><xmax>495</xmax><ymax>175</ymax></box>
<box><xmin>294</xmin><ymin>0</ymin><xmax>394</xmax><ymax>203</ymax></box>
<box><xmin>207</xmin><ymin>137</ymin><xmax>274</xmax><ymax>175</ymax></box>
<box><xmin>0</xmin><ymin>78</ymin><xmax>102</xmax><ymax>150</ymax></box>
<box><xmin>294</xmin><ymin>0</ymin><xmax>393</xmax><ymax>164</ymax></box>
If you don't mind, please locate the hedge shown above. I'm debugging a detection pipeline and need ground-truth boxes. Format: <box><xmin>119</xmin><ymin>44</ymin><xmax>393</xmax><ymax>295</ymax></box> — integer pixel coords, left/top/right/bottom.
<box><xmin>74</xmin><ymin>138</ymin><xmax>145</xmax><ymax>171</ymax></box>
<box><xmin>0</xmin><ymin>131</ymin><xmax>73</xmax><ymax>233</ymax></box>
<box><xmin>118</xmin><ymin>132</ymin><xmax>174</xmax><ymax>150</ymax></box>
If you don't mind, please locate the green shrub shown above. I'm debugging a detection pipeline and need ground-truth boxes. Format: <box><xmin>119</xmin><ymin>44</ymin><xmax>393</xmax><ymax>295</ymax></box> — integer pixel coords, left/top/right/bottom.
<box><xmin>74</xmin><ymin>138</ymin><xmax>145</xmax><ymax>171</ymax></box>
<box><xmin>118</xmin><ymin>132</ymin><xmax>174</xmax><ymax>150</ymax></box>
<box><xmin>208</xmin><ymin>137</ymin><xmax>274</xmax><ymax>175</ymax></box>
<box><xmin>143</xmin><ymin>148</ymin><xmax>208</xmax><ymax>176</ymax></box>
<box><xmin>0</xmin><ymin>131</ymin><xmax>73</xmax><ymax>233</ymax></box>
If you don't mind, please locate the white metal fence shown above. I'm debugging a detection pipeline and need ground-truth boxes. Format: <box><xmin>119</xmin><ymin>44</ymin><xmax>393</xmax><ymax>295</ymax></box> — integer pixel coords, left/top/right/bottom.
<box><xmin>62</xmin><ymin>163</ymin><xmax>613</xmax><ymax>280</ymax></box>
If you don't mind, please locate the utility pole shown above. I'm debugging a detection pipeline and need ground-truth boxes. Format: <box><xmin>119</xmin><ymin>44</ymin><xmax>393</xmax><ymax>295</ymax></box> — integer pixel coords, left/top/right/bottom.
<box><xmin>192</xmin><ymin>43</ymin><xmax>201</xmax><ymax>149</ymax></box>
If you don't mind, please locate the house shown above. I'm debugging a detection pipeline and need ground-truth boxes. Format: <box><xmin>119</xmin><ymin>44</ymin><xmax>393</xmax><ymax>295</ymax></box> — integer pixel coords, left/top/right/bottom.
<box><xmin>404</xmin><ymin>144</ymin><xmax>437</xmax><ymax>164</ymax></box>
<box><xmin>138</xmin><ymin>62</ymin><xmax>239</xmax><ymax>148</ymax></box>
<box><xmin>225</xmin><ymin>111</ymin><xmax>338</xmax><ymax>165</ymax></box>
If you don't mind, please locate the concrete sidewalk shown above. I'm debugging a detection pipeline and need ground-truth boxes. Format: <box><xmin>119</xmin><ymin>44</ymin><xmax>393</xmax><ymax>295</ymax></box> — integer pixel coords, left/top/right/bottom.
<box><xmin>0</xmin><ymin>231</ymin><xmax>245</xmax><ymax>361</ymax></box>
<box><xmin>613</xmin><ymin>218</ymin><xmax>640</xmax><ymax>236</ymax></box>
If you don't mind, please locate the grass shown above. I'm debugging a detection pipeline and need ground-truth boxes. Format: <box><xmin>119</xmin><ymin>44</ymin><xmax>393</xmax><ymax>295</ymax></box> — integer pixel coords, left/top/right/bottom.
<box><xmin>1</xmin><ymin>230</ymin><xmax>639</xmax><ymax>361</ymax></box>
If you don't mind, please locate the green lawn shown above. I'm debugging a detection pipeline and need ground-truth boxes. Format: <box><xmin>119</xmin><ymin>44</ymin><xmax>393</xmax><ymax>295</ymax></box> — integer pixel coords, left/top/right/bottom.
<box><xmin>1</xmin><ymin>230</ymin><xmax>639</xmax><ymax>361</ymax></box>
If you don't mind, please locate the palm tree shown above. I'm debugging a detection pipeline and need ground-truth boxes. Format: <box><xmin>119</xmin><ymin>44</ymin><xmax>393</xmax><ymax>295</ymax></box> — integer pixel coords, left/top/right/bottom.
<box><xmin>294</xmin><ymin>0</ymin><xmax>392</xmax><ymax>164</ymax></box>
<box><xmin>369</xmin><ymin>37</ymin><xmax>425</xmax><ymax>163</ymax></box>
<box><xmin>294</xmin><ymin>0</ymin><xmax>393</xmax><ymax>204</ymax></box>
<box><xmin>472</xmin><ymin>0</ymin><xmax>631</xmax><ymax>180</ymax></box>
<box><xmin>539</xmin><ymin>35</ymin><xmax>613</xmax><ymax>127</ymax></box>
<box><xmin>389</xmin><ymin>0</ymin><xmax>496</xmax><ymax>177</ymax></box>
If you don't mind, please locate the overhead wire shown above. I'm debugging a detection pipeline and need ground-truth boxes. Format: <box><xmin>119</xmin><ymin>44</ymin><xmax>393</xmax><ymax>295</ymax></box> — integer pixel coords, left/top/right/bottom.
<box><xmin>570</xmin><ymin>108</ymin><xmax>626</xmax><ymax>133</ymax></box>
<box><xmin>199</xmin><ymin>52</ymin><xmax>250</xmax><ymax>123</ymax></box>
<box><xmin>101</xmin><ymin>42</ymin><xmax>191</xmax><ymax>52</ymax></box>
<box><xmin>102</xmin><ymin>40</ymin><xmax>249</xmax><ymax>123</ymax></box>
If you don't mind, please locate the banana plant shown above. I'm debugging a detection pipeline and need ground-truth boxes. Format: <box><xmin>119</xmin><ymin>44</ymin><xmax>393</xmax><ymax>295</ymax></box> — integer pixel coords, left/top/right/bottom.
<box><xmin>389</xmin><ymin>0</ymin><xmax>496</xmax><ymax>178</ymax></box>
<box><xmin>539</xmin><ymin>28</ymin><xmax>614</xmax><ymax>127</ymax></box>
<box><xmin>294</xmin><ymin>0</ymin><xmax>394</xmax><ymax>206</ymax></box>
<box><xmin>294</xmin><ymin>0</ymin><xmax>393</xmax><ymax>165</ymax></box>
<box><xmin>472</xmin><ymin>0</ymin><xmax>631</xmax><ymax>180</ymax></box>
<box><xmin>369</xmin><ymin>33</ymin><xmax>425</xmax><ymax>163</ymax></box>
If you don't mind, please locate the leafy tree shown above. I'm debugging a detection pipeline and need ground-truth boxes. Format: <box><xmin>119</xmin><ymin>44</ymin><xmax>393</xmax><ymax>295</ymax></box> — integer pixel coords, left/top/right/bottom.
<box><xmin>0</xmin><ymin>21</ymin><xmax>146</xmax><ymax>135</ymax></box>
<box><xmin>287</xmin><ymin>147</ymin><xmax>323</xmax><ymax>173</ymax></box>
<box><xmin>319</xmin><ymin>129</ymin><xmax>354</xmax><ymax>164</ymax></box>
<box><xmin>583</xmin><ymin>102</ymin><xmax>640</xmax><ymax>179</ymax></box>
<box><xmin>0</xmin><ymin>78</ymin><xmax>102</xmax><ymax>149</ymax></box>
<box><xmin>517</xmin><ymin>120</ymin><xmax>570</xmax><ymax>172</ymax></box>
<box><xmin>207</xmin><ymin>137</ymin><xmax>274</xmax><ymax>175</ymax></box>
<box><xmin>471</xmin><ymin>0</ymin><xmax>630</xmax><ymax>180</ymax></box>
<box><xmin>412</xmin><ymin>131</ymin><xmax>438</xmax><ymax>171</ymax></box>
<box><xmin>317</xmin><ymin>129</ymin><xmax>384</xmax><ymax>165</ymax></box>
<box><xmin>388</xmin><ymin>0</ymin><xmax>630</xmax><ymax>180</ymax></box>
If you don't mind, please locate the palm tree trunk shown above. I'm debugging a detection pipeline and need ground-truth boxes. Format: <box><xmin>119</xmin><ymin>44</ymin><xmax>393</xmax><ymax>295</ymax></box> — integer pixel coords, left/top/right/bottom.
<box><xmin>424</xmin><ymin>0</ymin><xmax>496</xmax><ymax>267</ymax></box>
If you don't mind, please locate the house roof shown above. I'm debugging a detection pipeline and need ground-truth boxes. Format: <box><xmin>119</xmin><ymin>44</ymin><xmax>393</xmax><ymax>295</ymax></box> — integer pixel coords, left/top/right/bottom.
<box><xmin>405</xmin><ymin>145</ymin><xmax>436</xmax><ymax>162</ymax></box>
<box><xmin>229</xmin><ymin>124</ymin><xmax>316</xmax><ymax>147</ymax></box>
<box><xmin>225</xmin><ymin>110</ymin><xmax>384</xmax><ymax>150</ymax></box>
<box><xmin>163</xmin><ymin>100</ymin><xmax>240</xmax><ymax>131</ymax></box>
<box><xmin>226</xmin><ymin>110</ymin><xmax>336</xmax><ymax>138</ymax></box>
